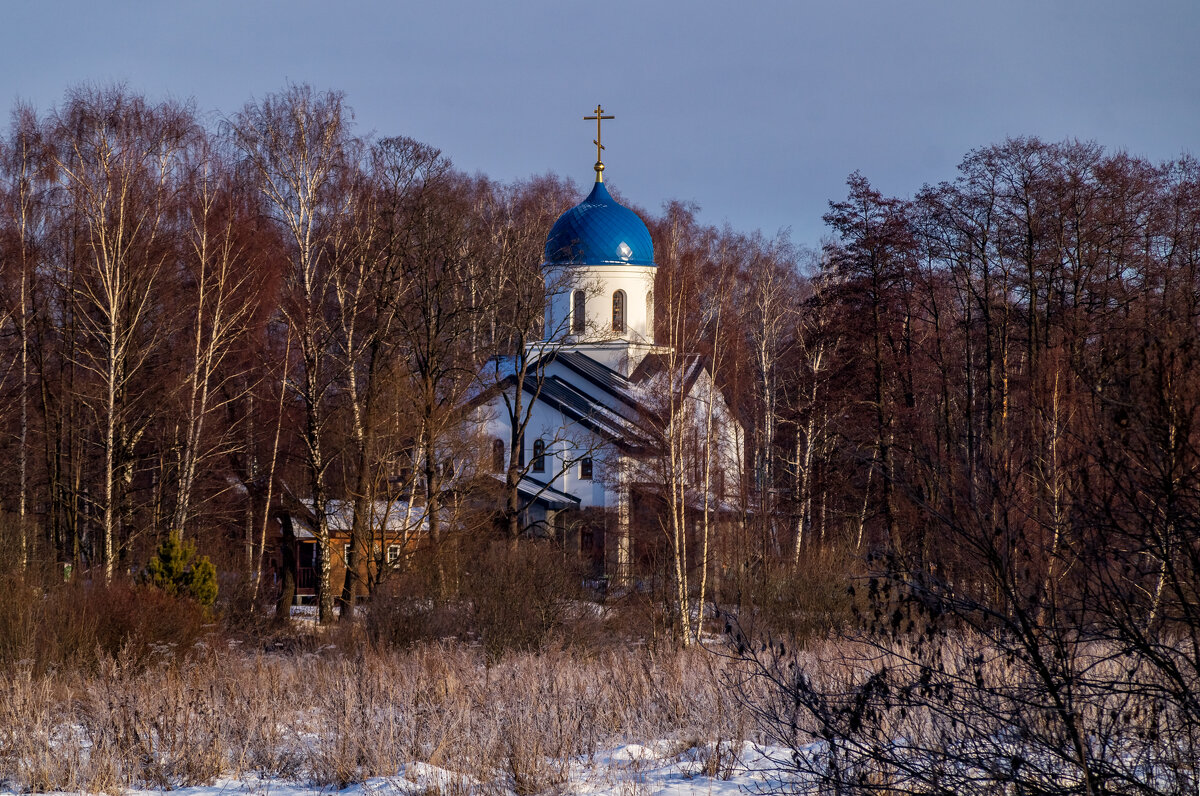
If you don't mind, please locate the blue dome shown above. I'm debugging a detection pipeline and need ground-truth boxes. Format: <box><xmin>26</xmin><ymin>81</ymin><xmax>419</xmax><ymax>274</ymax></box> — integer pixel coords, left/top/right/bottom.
<box><xmin>544</xmin><ymin>181</ymin><xmax>655</xmax><ymax>267</ymax></box>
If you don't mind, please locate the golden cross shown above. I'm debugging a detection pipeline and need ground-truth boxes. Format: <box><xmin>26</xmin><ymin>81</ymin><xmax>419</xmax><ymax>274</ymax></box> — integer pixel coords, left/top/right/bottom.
<box><xmin>584</xmin><ymin>104</ymin><xmax>614</xmax><ymax>181</ymax></box>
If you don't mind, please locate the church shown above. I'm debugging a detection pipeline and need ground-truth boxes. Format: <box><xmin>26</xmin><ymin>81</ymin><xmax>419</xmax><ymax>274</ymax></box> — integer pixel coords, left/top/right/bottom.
<box><xmin>270</xmin><ymin>109</ymin><xmax>744</xmax><ymax>599</ymax></box>
<box><xmin>477</xmin><ymin>107</ymin><xmax>744</xmax><ymax>581</ymax></box>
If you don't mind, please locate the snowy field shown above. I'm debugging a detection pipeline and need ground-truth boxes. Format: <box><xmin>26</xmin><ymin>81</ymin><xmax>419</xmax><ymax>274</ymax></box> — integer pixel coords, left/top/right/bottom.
<box><xmin>53</xmin><ymin>743</ymin><xmax>790</xmax><ymax>796</ymax></box>
<box><xmin>0</xmin><ymin>634</ymin><xmax>798</xmax><ymax>796</ymax></box>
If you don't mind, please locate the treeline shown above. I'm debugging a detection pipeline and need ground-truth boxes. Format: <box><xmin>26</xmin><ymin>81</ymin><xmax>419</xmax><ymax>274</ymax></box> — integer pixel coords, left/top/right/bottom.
<box><xmin>0</xmin><ymin>83</ymin><xmax>587</xmax><ymax>612</ymax></box>
<box><xmin>716</xmin><ymin>140</ymin><xmax>1200</xmax><ymax>793</ymax></box>
<box><xmin>649</xmin><ymin>137</ymin><xmax>1196</xmax><ymax>641</ymax></box>
<box><xmin>3</xmin><ymin>81</ymin><xmax>1198</xmax><ymax>642</ymax></box>
<box><xmin>746</xmin><ymin>137</ymin><xmax>1200</xmax><ymax>597</ymax></box>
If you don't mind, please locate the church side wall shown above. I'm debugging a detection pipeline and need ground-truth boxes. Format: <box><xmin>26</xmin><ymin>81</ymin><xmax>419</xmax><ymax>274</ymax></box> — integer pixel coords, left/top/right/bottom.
<box><xmin>480</xmin><ymin>391</ymin><xmax>613</xmax><ymax>509</ymax></box>
<box><xmin>623</xmin><ymin>366</ymin><xmax>745</xmax><ymax>505</ymax></box>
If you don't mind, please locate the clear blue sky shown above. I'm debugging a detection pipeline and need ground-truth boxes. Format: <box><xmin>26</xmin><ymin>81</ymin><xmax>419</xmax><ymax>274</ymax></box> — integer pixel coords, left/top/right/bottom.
<box><xmin>3</xmin><ymin>1</ymin><xmax>1197</xmax><ymax>245</ymax></box>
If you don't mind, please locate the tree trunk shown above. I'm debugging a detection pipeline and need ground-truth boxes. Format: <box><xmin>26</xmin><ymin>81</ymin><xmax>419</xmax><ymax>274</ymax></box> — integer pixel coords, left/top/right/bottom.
<box><xmin>273</xmin><ymin>513</ymin><xmax>297</xmax><ymax>626</ymax></box>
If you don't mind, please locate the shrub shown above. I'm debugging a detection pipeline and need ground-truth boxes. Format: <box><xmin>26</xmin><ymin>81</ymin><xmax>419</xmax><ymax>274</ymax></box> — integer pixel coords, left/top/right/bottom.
<box><xmin>364</xmin><ymin>537</ymin><xmax>600</xmax><ymax>658</ymax></box>
<box><xmin>463</xmin><ymin>539</ymin><xmax>584</xmax><ymax>661</ymax></box>
<box><xmin>362</xmin><ymin>542</ymin><xmax>466</xmax><ymax>649</ymax></box>
<box><xmin>0</xmin><ymin>576</ymin><xmax>211</xmax><ymax>674</ymax></box>
<box><xmin>719</xmin><ymin>544</ymin><xmax>862</xmax><ymax>642</ymax></box>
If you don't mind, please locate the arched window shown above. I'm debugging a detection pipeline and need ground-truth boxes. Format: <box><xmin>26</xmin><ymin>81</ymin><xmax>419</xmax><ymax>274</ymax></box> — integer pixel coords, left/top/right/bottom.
<box><xmin>532</xmin><ymin>439</ymin><xmax>545</xmax><ymax>472</ymax></box>
<box><xmin>612</xmin><ymin>290</ymin><xmax>626</xmax><ymax>333</ymax></box>
<box><xmin>580</xmin><ymin>457</ymin><xmax>594</xmax><ymax>480</ymax></box>
<box><xmin>491</xmin><ymin>438</ymin><xmax>504</xmax><ymax>472</ymax></box>
<box><xmin>646</xmin><ymin>289</ymin><xmax>654</xmax><ymax>332</ymax></box>
<box><xmin>571</xmin><ymin>290</ymin><xmax>586</xmax><ymax>334</ymax></box>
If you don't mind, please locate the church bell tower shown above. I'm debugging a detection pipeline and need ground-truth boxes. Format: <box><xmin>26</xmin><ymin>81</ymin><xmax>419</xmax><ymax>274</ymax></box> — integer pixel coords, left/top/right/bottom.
<box><xmin>542</xmin><ymin>106</ymin><xmax>658</xmax><ymax>375</ymax></box>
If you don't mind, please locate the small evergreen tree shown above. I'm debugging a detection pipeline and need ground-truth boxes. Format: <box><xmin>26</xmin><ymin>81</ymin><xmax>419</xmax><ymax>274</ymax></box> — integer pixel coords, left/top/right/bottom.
<box><xmin>144</xmin><ymin>530</ymin><xmax>218</xmax><ymax>608</ymax></box>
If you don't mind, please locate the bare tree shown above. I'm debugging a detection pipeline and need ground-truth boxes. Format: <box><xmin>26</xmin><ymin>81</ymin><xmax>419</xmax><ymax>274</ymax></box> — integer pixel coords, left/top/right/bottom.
<box><xmin>785</xmin><ymin>262</ymin><xmax>840</xmax><ymax>563</ymax></box>
<box><xmin>170</xmin><ymin>134</ymin><xmax>265</xmax><ymax>537</ymax></box>
<box><xmin>0</xmin><ymin>104</ymin><xmax>49</xmax><ymax>570</ymax></box>
<box><xmin>822</xmin><ymin>173</ymin><xmax>916</xmax><ymax>554</ymax></box>
<box><xmin>474</xmin><ymin>176</ymin><xmax>580</xmax><ymax>542</ymax></box>
<box><xmin>638</xmin><ymin>202</ymin><xmax>745</xmax><ymax>645</ymax></box>
<box><xmin>743</xmin><ymin>232</ymin><xmax>800</xmax><ymax>557</ymax></box>
<box><xmin>329</xmin><ymin>136</ymin><xmax>455</xmax><ymax>616</ymax></box>
<box><xmin>234</xmin><ymin>84</ymin><xmax>352</xmax><ymax>624</ymax></box>
<box><xmin>386</xmin><ymin>151</ymin><xmax>483</xmax><ymax>597</ymax></box>
<box><xmin>50</xmin><ymin>86</ymin><xmax>194</xmax><ymax>580</ymax></box>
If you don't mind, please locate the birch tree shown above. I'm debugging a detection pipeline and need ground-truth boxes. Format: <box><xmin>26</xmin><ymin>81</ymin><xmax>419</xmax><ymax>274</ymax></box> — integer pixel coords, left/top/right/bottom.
<box><xmin>0</xmin><ymin>105</ymin><xmax>49</xmax><ymax>569</ymax></box>
<box><xmin>170</xmin><ymin>135</ymin><xmax>266</xmax><ymax>536</ymax></box>
<box><xmin>642</xmin><ymin>201</ymin><xmax>743</xmax><ymax>645</ymax></box>
<box><xmin>234</xmin><ymin>85</ymin><xmax>351</xmax><ymax>624</ymax></box>
<box><xmin>51</xmin><ymin>87</ymin><xmax>193</xmax><ymax>580</ymax></box>
<box><xmin>786</xmin><ymin>267</ymin><xmax>840</xmax><ymax>563</ymax></box>
<box><xmin>743</xmin><ymin>232</ymin><xmax>800</xmax><ymax>556</ymax></box>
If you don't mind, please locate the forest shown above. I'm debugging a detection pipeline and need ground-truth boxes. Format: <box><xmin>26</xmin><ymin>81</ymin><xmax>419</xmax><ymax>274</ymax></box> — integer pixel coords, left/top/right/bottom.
<box><xmin>1</xmin><ymin>83</ymin><xmax>1199</xmax><ymax>795</ymax></box>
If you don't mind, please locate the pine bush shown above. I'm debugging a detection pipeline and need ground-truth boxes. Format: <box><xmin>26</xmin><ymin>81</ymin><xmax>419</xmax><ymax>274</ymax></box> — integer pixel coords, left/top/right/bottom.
<box><xmin>144</xmin><ymin>530</ymin><xmax>218</xmax><ymax>608</ymax></box>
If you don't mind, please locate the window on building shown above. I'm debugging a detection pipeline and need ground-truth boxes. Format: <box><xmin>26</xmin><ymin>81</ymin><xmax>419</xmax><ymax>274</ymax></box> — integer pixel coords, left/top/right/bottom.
<box><xmin>387</xmin><ymin>545</ymin><xmax>401</xmax><ymax>565</ymax></box>
<box><xmin>491</xmin><ymin>438</ymin><xmax>505</xmax><ymax>472</ymax></box>
<box><xmin>646</xmin><ymin>289</ymin><xmax>654</xmax><ymax>331</ymax></box>
<box><xmin>533</xmin><ymin>438</ymin><xmax>546</xmax><ymax>472</ymax></box>
<box><xmin>612</xmin><ymin>290</ymin><xmax>626</xmax><ymax>332</ymax></box>
<box><xmin>572</xmin><ymin>289</ymin><xmax>586</xmax><ymax>334</ymax></box>
<box><xmin>580</xmin><ymin>457</ymin><xmax>593</xmax><ymax>480</ymax></box>
<box><xmin>343</xmin><ymin>543</ymin><xmax>351</xmax><ymax>564</ymax></box>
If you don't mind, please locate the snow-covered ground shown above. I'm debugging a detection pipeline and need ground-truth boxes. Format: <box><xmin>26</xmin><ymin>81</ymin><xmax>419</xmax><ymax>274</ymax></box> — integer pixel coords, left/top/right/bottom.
<box><xmin>0</xmin><ymin>622</ymin><xmax>794</xmax><ymax>795</ymax></box>
<box><xmin>7</xmin><ymin>742</ymin><xmax>793</xmax><ymax>796</ymax></box>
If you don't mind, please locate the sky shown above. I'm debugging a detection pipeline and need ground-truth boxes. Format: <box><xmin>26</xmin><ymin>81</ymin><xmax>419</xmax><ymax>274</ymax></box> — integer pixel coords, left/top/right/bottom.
<box><xmin>2</xmin><ymin>1</ymin><xmax>1197</xmax><ymax>247</ymax></box>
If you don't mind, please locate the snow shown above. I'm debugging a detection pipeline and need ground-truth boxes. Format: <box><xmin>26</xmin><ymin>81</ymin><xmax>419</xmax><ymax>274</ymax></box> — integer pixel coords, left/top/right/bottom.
<box><xmin>5</xmin><ymin>742</ymin><xmax>795</xmax><ymax>796</ymax></box>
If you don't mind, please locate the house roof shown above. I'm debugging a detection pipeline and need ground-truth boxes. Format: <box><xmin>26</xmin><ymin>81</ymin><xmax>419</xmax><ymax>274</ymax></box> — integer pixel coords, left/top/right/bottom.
<box><xmin>287</xmin><ymin>498</ymin><xmax>430</xmax><ymax>539</ymax></box>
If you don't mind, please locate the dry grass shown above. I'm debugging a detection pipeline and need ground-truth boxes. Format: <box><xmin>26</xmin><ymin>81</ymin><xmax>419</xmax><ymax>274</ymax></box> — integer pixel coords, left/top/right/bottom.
<box><xmin>0</xmin><ymin>638</ymin><xmax>754</xmax><ymax>793</ymax></box>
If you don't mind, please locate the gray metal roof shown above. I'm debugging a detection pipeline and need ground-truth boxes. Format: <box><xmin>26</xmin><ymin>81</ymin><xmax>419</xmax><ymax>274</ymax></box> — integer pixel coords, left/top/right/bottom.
<box><xmin>504</xmin><ymin>473</ymin><xmax>582</xmax><ymax>511</ymax></box>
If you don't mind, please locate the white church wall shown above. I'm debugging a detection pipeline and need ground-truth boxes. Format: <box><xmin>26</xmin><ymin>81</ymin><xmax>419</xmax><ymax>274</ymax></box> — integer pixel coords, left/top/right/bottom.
<box><xmin>690</xmin><ymin>368</ymin><xmax>746</xmax><ymax>494</ymax></box>
<box><xmin>478</xmin><ymin>388</ymin><xmax>615</xmax><ymax>510</ymax></box>
<box><xmin>623</xmin><ymin>365</ymin><xmax>744</xmax><ymax>505</ymax></box>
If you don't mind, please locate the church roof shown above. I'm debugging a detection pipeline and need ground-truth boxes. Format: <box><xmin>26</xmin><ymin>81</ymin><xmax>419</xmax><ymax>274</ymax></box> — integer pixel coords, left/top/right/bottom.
<box><xmin>536</xmin><ymin>351</ymin><xmax>708</xmax><ymax>436</ymax></box>
<box><xmin>506</xmin><ymin>473</ymin><xmax>581</xmax><ymax>511</ymax></box>
<box><xmin>553</xmin><ymin>351</ymin><xmax>635</xmax><ymax>399</ymax></box>
<box><xmin>543</xmin><ymin>180</ymin><xmax>655</xmax><ymax>267</ymax></box>
<box><xmin>528</xmin><ymin>373</ymin><xmax>649</xmax><ymax>449</ymax></box>
<box><xmin>627</xmin><ymin>351</ymin><xmax>707</xmax><ymax>389</ymax></box>
<box><xmin>477</xmin><ymin>348</ymin><xmax>719</xmax><ymax>459</ymax></box>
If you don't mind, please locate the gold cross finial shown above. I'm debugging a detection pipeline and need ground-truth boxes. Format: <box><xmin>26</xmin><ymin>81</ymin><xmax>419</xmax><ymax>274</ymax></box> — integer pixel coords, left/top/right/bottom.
<box><xmin>583</xmin><ymin>104</ymin><xmax>614</xmax><ymax>182</ymax></box>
